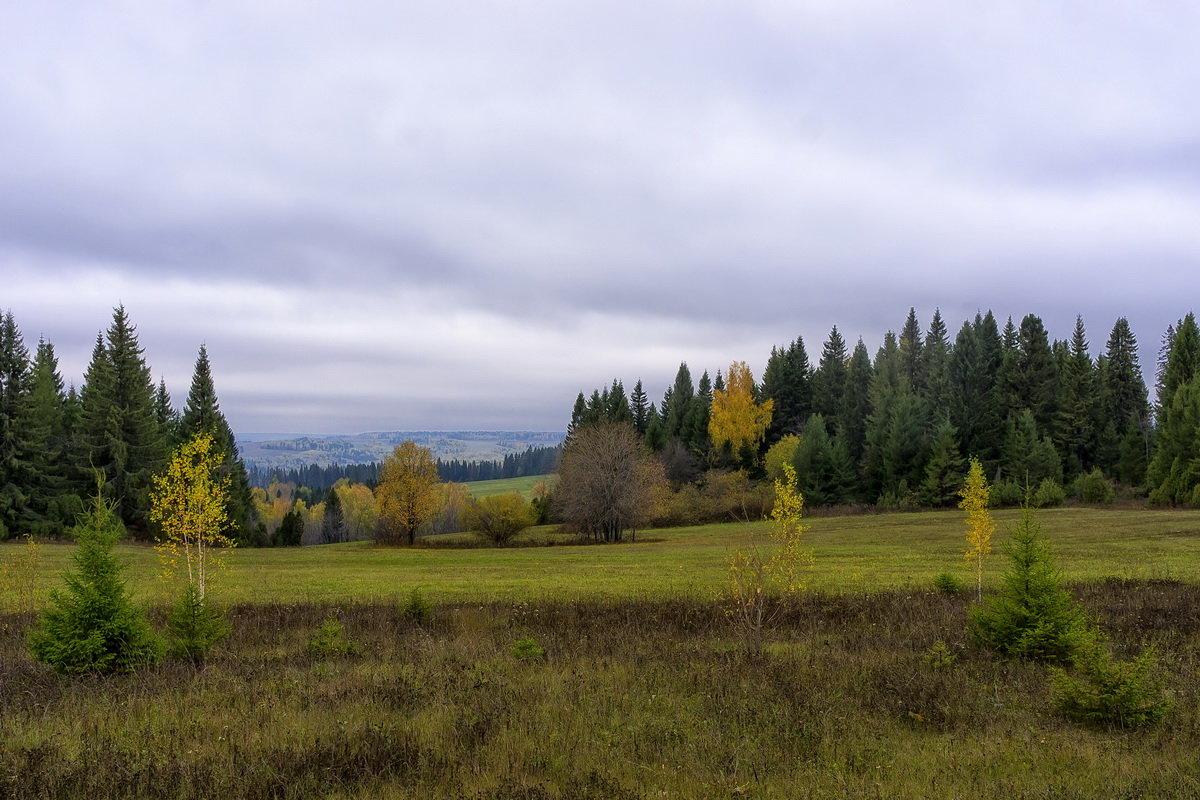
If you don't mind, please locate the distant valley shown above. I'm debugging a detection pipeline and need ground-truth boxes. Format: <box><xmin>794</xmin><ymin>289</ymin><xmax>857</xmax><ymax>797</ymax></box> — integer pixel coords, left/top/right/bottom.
<box><xmin>235</xmin><ymin>430</ymin><xmax>565</xmax><ymax>469</ymax></box>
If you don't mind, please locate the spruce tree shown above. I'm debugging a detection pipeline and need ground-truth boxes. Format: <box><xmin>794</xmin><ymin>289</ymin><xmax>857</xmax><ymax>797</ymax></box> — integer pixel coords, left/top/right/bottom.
<box><xmin>79</xmin><ymin>307</ymin><xmax>168</xmax><ymax>534</ymax></box>
<box><xmin>969</xmin><ymin>507</ymin><xmax>1091</xmax><ymax>664</ymax></box>
<box><xmin>0</xmin><ymin>311</ymin><xmax>31</xmax><ymax>538</ymax></box>
<box><xmin>1147</xmin><ymin>377</ymin><xmax>1200</xmax><ymax>505</ymax></box>
<box><xmin>1015</xmin><ymin>314</ymin><xmax>1059</xmax><ymax>438</ymax></box>
<box><xmin>28</xmin><ymin>479</ymin><xmax>163</xmax><ymax>673</ymax></box>
<box><xmin>790</xmin><ymin>414</ymin><xmax>853</xmax><ymax>506</ymax></box>
<box><xmin>1157</xmin><ymin>313</ymin><xmax>1200</xmax><ymax>414</ymax></box>
<box><xmin>178</xmin><ymin>345</ymin><xmax>259</xmax><ymax>543</ymax></box>
<box><xmin>155</xmin><ymin>378</ymin><xmax>179</xmax><ymax>442</ymax></box>
<box><xmin>898</xmin><ymin>308</ymin><xmax>924</xmax><ymax>387</ymax></box>
<box><xmin>839</xmin><ymin>339</ymin><xmax>873</xmax><ymax>463</ymax></box>
<box><xmin>630</xmin><ymin>379</ymin><xmax>649</xmax><ymax>435</ymax></box>
<box><xmin>921</xmin><ymin>309</ymin><xmax>951</xmax><ymax>410</ymax></box>
<box><xmin>683</xmin><ymin>371</ymin><xmax>712</xmax><ymax>455</ymax></box>
<box><xmin>1055</xmin><ymin>316</ymin><xmax>1097</xmax><ymax>478</ymax></box>
<box><xmin>1097</xmin><ymin>318</ymin><xmax>1149</xmax><ymax>480</ymax></box>
<box><xmin>919</xmin><ymin>420</ymin><xmax>967</xmax><ymax>507</ymax></box>
<box><xmin>321</xmin><ymin>486</ymin><xmax>346</xmax><ymax>543</ymax></box>
<box><xmin>762</xmin><ymin>338</ymin><xmax>812</xmax><ymax>442</ymax></box>
<box><xmin>662</xmin><ymin>363</ymin><xmax>695</xmax><ymax>442</ymax></box>
<box><xmin>21</xmin><ymin>339</ymin><xmax>71</xmax><ymax>536</ymax></box>
<box><xmin>812</xmin><ymin>326</ymin><xmax>848</xmax><ymax>421</ymax></box>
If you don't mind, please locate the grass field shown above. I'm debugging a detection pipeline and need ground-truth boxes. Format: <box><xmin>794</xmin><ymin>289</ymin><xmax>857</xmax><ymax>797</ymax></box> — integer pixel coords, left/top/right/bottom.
<box><xmin>2</xmin><ymin>506</ymin><xmax>1197</xmax><ymax>610</ymax></box>
<box><xmin>2</xmin><ymin>507</ymin><xmax>1199</xmax><ymax>799</ymax></box>
<box><xmin>462</xmin><ymin>474</ymin><xmax>554</xmax><ymax>498</ymax></box>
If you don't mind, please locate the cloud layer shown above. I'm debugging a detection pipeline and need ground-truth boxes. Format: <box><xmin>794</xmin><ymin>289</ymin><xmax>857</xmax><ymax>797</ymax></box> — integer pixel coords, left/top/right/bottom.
<box><xmin>3</xmin><ymin>2</ymin><xmax>1197</xmax><ymax>432</ymax></box>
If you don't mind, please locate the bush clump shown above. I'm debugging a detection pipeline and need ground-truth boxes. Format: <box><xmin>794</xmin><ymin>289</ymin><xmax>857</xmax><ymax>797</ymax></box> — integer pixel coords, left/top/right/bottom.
<box><xmin>308</xmin><ymin>614</ymin><xmax>360</xmax><ymax>657</ymax></box>
<box><xmin>166</xmin><ymin>583</ymin><xmax>230</xmax><ymax>665</ymax></box>
<box><xmin>463</xmin><ymin>493</ymin><xmax>536</xmax><ymax>546</ymax></box>
<box><xmin>511</xmin><ymin>636</ymin><xmax>544</xmax><ymax>661</ymax></box>
<box><xmin>1033</xmin><ymin>478</ymin><xmax>1066</xmax><ymax>508</ymax></box>
<box><xmin>969</xmin><ymin>507</ymin><xmax>1092</xmax><ymax>663</ymax></box>
<box><xmin>932</xmin><ymin>572</ymin><xmax>965</xmax><ymax>595</ymax></box>
<box><xmin>1077</xmin><ymin>469</ymin><xmax>1116</xmax><ymax>504</ymax></box>
<box><xmin>1051</xmin><ymin>643</ymin><xmax>1172</xmax><ymax>728</ymax></box>
<box><xmin>401</xmin><ymin>588</ymin><xmax>433</xmax><ymax>626</ymax></box>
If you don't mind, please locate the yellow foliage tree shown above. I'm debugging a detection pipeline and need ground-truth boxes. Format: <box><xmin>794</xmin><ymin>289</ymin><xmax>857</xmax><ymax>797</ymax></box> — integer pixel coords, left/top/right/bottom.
<box><xmin>376</xmin><ymin>441</ymin><xmax>441</xmax><ymax>545</ymax></box>
<box><xmin>728</xmin><ymin>463</ymin><xmax>810</xmax><ymax>652</ymax></box>
<box><xmin>960</xmin><ymin>456</ymin><xmax>995</xmax><ymax>601</ymax></box>
<box><xmin>150</xmin><ymin>433</ymin><xmax>234</xmax><ymax>602</ymax></box>
<box><xmin>709</xmin><ymin>361</ymin><xmax>774</xmax><ymax>467</ymax></box>
<box><xmin>337</xmin><ymin>482</ymin><xmax>380</xmax><ymax>540</ymax></box>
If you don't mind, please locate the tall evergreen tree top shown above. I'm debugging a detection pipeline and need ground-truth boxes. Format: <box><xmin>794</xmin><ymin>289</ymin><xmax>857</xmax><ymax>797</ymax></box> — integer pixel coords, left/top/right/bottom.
<box><xmin>813</xmin><ymin>325</ymin><xmax>849</xmax><ymax>419</ymax></box>
<box><xmin>1101</xmin><ymin>317</ymin><xmax>1148</xmax><ymax>435</ymax></box>
<box><xmin>898</xmin><ymin>308</ymin><xmax>924</xmax><ymax>385</ymax></box>
<box><xmin>1160</xmin><ymin>313</ymin><xmax>1200</xmax><ymax>408</ymax></box>
<box><xmin>180</xmin><ymin>345</ymin><xmax>237</xmax><ymax>453</ymax></box>
<box><xmin>762</xmin><ymin>337</ymin><xmax>812</xmax><ymax>439</ymax></box>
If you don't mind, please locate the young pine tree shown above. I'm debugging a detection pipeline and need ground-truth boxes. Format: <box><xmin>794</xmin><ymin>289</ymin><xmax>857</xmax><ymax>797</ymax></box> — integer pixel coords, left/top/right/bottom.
<box><xmin>969</xmin><ymin>506</ymin><xmax>1092</xmax><ymax>663</ymax></box>
<box><xmin>28</xmin><ymin>478</ymin><xmax>163</xmax><ymax>674</ymax></box>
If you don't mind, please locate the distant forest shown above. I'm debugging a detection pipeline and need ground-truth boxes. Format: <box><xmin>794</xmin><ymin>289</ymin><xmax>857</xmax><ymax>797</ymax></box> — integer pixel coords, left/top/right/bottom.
<box><xmin>0</xmin><ymin>306</ymin><xmax>258</xmax><ymax>542</ymax></box>
<box><xmin>570</xmin><ymin>309</ymin><xmax>1200</xmax><ymax>508</ymax></box>
<box><xmin>247</xmin><ymin>445</ymin><xmax>561</xmax><ymax>492</ymax></box>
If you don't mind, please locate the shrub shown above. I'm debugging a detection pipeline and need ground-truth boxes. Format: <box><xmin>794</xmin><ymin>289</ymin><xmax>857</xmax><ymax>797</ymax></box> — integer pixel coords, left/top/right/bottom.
<box><xmin>463</xmin><ymin>493</ymin><xmax>536</xmax><ymax>546</ymax></box>
<box><xmin>401</xmin><ymin>588</ymin><xmax>433</xmax><ymax>626</ymax></box>
<box><xmin>27</xmin><ymin>484</ymin><xmax>163</xmax><ymax>674</ymax></box>
<box><xmin>1051</xmin><ymin>643</ymin><xmax>1172</xmax><ymax>728</ymax></box>
<box><xmin>511</xmin><ymin>636</ymin><xmax>545</xmax><ymax>661</ymax></box>
<box><xmin>989</xmin><ymin>480</ymin><xmax>1024</xmax><ymax>508</ymax></box>
<box><xmin>920</xmin><ymin>640</ymin><xmax>957</xmax><ymax>670</ymax></box>
<box><xmin>307</xmin><ymin>614</ymin><xmax>360</xmax><ymax>657</ymax></box>
<box><xmin>968</xmin><ymin>507</ymin><xmax>1092</xmax><ymax>663</ymax></box>
<box><xmin>1078</xmin><ymin>469</ymin><xmax>1116</xmax><ymax>504</ymax></box>
<box><xmin>1033</xmin><ymin>478</ymin><xmax>1066</xmax><ymax>508</ymax></box>
<box><xmin>932</xmin><ymin>572</ymin><xmax>965</xmax><ymax>595</ymax></box>
<box><xmin>166</xmin><ymin>582</ymin><xmax>230</xmax><ymax>665</ymax></box>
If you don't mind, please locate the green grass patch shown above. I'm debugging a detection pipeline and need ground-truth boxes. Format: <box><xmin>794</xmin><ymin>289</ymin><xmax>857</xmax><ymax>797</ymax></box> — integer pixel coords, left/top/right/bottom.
<box><xmin>3</xmin><ymin>507</ymin><xmax>1198</xmax><ymax>610</ymax></box>
<box><xmin>462</xmin><ymin>474</ymin><xmax>553</xmax><ymax>498</ymax></box>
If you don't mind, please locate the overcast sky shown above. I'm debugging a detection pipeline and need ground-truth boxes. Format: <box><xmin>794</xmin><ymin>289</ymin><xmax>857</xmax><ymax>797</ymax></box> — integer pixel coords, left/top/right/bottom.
<box><xmin>3</xmin><ymin>2</ymin><xmax>1198</xmax><ymax>434</ymax></box>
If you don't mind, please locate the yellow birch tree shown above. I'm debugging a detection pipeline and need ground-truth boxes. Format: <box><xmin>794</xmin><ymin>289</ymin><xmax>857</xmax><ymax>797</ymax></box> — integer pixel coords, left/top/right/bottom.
<box><xmin>728</xmin><ymin>463</ymin><xmax>810</xmax><ymax>653</ymax></box>
<box><xmin>709</xmin><ymin>361</ymin><xmax>774</xmax><ymax>467</ymax></box>
<box><xmin>960</xmin><ymin>456</ymin><xmax>995</xmax><ymax>601</ymax></box>
<box><xmin>150</xmin><ymin>432</ymin><xmax>233</xmax><ymax>602</ymax></box>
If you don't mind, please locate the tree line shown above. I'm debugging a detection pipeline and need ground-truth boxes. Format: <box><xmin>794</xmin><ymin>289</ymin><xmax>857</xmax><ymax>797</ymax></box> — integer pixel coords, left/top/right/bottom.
<box><xmin>246</xmin><ymin>445</ymin><xmax>560</xmax><ymax>493</ymax></box>
<box><xmin>568</xmin><ymin>309</ymin><xmax>1200</xmax><ymax>508</ymax></box>
<box><xmin>0</xmin><ymin>306</ymin><xmax>258</xmax><ymax>542</ymax></box>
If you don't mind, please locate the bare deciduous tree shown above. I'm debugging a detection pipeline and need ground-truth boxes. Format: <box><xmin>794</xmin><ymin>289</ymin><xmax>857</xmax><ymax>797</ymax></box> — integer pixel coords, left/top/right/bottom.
<box><xmin>556</xmin><ymin>422</ymin><xmax>665</xmax><ymax>542</ymax></box>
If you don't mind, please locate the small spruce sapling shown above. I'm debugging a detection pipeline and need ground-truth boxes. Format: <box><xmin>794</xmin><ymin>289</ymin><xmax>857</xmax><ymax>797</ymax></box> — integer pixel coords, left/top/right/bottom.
<box><xmin>27</xmin><ymin>479</ymin><xmax>163</xmax><ymax>674</ymax></box>
<box><xmin>969</xmin><ymin>506</ymin><xmax>1092</xmax><ymax>663</ymax></box>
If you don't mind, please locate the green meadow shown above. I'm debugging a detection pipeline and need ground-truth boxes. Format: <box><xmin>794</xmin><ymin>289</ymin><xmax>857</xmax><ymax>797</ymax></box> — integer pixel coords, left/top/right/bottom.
<box><xmin>4</xmin><ymin>506</ymin><xmax>1197</xmax><ymax>609</ymax></box>
<box><xmin>462</xmin><ymin>473</ymin><xmax>554</xmax><ymax>498</ymax></box>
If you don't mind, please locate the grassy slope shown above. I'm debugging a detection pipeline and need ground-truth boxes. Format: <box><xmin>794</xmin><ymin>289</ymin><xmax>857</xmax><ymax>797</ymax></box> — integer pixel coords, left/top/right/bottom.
<box><xmin>462</xmin><ymin>474</ymin><xmax>554</xmax><ymax>498</ymax></box>
<box><xmin>3</xmin><ymin>506</ymin><xmax>1198</xmax><ymax>609</ymax></box>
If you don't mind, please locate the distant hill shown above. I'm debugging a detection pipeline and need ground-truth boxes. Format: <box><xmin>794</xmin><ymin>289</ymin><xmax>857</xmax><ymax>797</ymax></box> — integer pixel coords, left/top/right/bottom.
<box><xmin>236</xmin><ymin>430</ymin><xmax>565</xmax><ymax>470</ymax></box>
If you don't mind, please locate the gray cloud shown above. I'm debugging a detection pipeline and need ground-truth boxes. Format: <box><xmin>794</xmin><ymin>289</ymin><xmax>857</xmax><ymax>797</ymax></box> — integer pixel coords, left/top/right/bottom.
<box><xmin>2</xmin><ymin>1</ymin><xmax>1198</xmax><ymax>432</ymax></box>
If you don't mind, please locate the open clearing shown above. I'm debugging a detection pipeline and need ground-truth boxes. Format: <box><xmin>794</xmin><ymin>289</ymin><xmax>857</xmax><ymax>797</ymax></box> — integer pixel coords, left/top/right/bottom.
<box><xmin>462</xmin><ymin>473</ymin><xmax>554</xmax><ymax>499</ymax></box>
<box><xmin>3</xmin><ymin>506</ymin><xmax>1197</xmax><ymax>609</ymax></box>
<box><xmin>3</xmin><ymin>507</ymin><xmax>1199</xmax><ymax>799</ymax></box>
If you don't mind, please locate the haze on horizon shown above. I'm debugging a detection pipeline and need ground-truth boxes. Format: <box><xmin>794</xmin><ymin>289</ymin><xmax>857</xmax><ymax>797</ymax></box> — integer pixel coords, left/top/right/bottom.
<box><xmin>3</xmin><ymin>2</ymin><xmax>1198</xmax><ymax>435</ymax></box>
